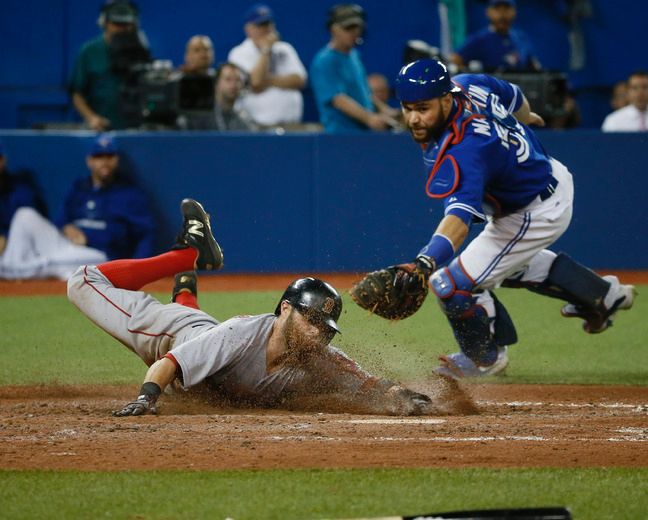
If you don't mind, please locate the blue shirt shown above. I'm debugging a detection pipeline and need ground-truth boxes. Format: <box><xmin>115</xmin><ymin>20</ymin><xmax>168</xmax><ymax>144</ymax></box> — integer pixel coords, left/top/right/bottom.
<box><xmin>457</xmin><ymin>27</ymin><xmax>538</xmax><ymax>72</ymax></box>
<box><xmin>55</xmin><ymin>177</ymin><xmax>155</xmax><ymax>259</ymax></box>
<box><xmin>310</xmin><ymin>46</ymin><xmax>374</xmax><ymax>133</ymax></box>
<box><xmin>0</xmin><ymin>172</ymin><xmax>39</xmax><ymax>235</ymax></box>
<box><xmin>420</xmin><ymin>73</ymin><xmax>553</xmax><ymax>224</ymax></box>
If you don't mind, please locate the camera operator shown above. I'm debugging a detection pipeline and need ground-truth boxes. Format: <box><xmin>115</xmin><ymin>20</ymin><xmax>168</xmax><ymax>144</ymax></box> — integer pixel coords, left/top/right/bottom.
<box><xmin>70</xmin><ymin>0</ymin><xmax>146</xmax><ymax>130</ymax></box>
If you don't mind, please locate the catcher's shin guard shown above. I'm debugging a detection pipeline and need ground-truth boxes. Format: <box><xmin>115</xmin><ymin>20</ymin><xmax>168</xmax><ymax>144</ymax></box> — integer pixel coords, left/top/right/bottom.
<box><xmin>431</xmin><ymin>259</ymin><xmax>517</xmax><ymax>366</ymax></box>
<box><xmin>529</xmin><ymin>252</ymin><xmax>610</xmax><ymax>306</ymax></box>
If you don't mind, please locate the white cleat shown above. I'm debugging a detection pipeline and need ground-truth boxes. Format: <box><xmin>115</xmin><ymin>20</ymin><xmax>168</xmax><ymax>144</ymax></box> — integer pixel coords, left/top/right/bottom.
<box><xmin>435</xmin><ymin>347</ymin><xmax>509</xmax><ymax>379</ymax></box>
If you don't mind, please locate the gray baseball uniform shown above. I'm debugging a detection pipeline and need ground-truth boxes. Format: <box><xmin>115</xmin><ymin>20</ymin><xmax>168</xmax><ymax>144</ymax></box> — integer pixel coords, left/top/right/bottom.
<box><xmin>68</xmin><ymin>265</ymin><xmax>380</xmax><ymax>406</ymax></box>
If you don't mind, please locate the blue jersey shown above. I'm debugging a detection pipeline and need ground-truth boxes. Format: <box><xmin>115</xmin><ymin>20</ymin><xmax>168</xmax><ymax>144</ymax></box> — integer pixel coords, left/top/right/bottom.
<box><xmin>457</xmin><ymin>27</ymin><xmax>538</xmax><ymax>72</ymax></box>
<box><xmin>420</xmin><ymin>73</ymin><xmax>553</xmax><ymax>224</ymax></box>
<box><xmin>56</xmin><ymin>177</ymin><xmax>155</xmax><ymax>259</ymax></box>
<box><xmin>0</xmin><ymin>173</ymin><xmax>40</xmax><ymax>235</ymax></box>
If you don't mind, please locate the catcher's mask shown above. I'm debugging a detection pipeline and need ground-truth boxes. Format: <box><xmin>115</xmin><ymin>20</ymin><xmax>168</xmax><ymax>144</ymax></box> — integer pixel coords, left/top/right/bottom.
<box><xmin>395</xmin><ymin>58</ymin><xmax>461</xmax><ymax>103</ymax></box>
<box><xmin>274</xmin><ymin>277</ymin><xmax>343</xmax><ymax>334</ymax></box>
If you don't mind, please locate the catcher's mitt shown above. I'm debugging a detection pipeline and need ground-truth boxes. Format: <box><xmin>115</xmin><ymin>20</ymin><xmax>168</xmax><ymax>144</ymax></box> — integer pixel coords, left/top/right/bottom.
<box><xmin>350</xmin><ymin>266</ymin><xmax>428</xmax><ymax>320</ymax></box>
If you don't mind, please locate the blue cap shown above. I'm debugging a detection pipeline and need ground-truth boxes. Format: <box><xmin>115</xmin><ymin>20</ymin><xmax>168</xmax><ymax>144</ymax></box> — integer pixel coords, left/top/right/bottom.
<box><xmin>395</xmin><ymin>59</ymin><xmax>461</xmax><ymax>103</ymax></box>
<box><xmin>89</xmin><ymin>133</ymin><xmax>118</xmax><ymax>156</ymax></box>
<box><xmin>244</xmin><ymin>4</ymin><xmax>274</xmax><ymax>25</ymax></box>
<box><xmin>489</xmin><ymin>0</ymin><xmax>516</xmax><ymax>7</ymax></box>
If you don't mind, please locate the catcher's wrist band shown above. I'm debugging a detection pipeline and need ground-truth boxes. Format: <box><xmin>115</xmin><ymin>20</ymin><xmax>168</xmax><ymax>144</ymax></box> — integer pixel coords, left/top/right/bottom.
<box><xmin>418</xmin><ymin>233</ymin><xmax>454</xmax><ymax>267</ymax></box>
<box><xmin>139</xmin><ymin>382</ymin><xmax>162</xmax><ymax>402</ymax></box>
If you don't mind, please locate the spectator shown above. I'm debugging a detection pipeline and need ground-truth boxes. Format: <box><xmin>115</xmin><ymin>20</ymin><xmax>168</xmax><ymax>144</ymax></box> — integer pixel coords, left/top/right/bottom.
<box><xmin>179</xmin><ymin>35</ymin><xmax>216</xmax><ymax>76</ymax></box>
<box><xmin>368</xmin><ymin>72</ymin><xmax>403</xmax><ymax>128</ymax></box>
<box><xmin>70</xmin><ymin>0</ymin><xmax>147</xmax><ymax>130</ymax></box>
<box><xmin>452</xmin><ymin>0</ymin><xmax>541</xmax><ymax>73</ymax></box>
<box><xmin>368</xmin><ymin>73</ymin><xmax>391</xmax><ymax>104</ymax></box>
<box><xmin>0</xmin><ymin>134</ymin><xmax>155</xmax><ymax>280</ymax></box>
<box><xmin>0</xmin><ymin>140</ymin><xmax>44</xmax><ymax>255</ymax></box>
<box><xmin>545</xmin><ymin>93</ymin><xmax>581</xmax><ymax>129</ymax></box>
<box><xmin>610</xmin><ymin>80</ymin><xmax>629</xmax><ymax>111</ymax></box>
<box><xmin>213</xmin><ymin>63</ymin><xmax>257</xmax><ymax>131</ymax></box>
<box><xmin>227</xmin><ymin>4</ymin><xmax>307</xmax><ymax>127</ymax></box>
<box><xmin>310</xmin><ymin>4</ymin><xmax>397</xmax><ymax>133</ymax></box>
<box><xmin>602</xmin><ymin>71</ymin><xmax>648</xmax><ymax>132</ymax></box>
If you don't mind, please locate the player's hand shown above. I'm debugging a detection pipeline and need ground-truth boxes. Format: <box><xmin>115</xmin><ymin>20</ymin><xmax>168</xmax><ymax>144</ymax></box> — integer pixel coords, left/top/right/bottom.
<box><xmin>386</xmin><ymin>385</ymin><xmax>432</xmax><ymax>415</ymax></box>
<box><xmin>113</xmin><ymin>395</ymin><xmax>158</xmax><ymax>417</ymax></box>
<box><xmin>394</xmin><ymin>256</ymin><xmax>435</xmax><ymax>298</ymax></box>
<box><xmin>62</xmin><ymin>224</ymin><xmax>87</xmax><ymax>246</ymax></box>
<box><xmin>527</xmin><ymin>112</ymin><xmax>545</xmax><ymax>127</ymax></box>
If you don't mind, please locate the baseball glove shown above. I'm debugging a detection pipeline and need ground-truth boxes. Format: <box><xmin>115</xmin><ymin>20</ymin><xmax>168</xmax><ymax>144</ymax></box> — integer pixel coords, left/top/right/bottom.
<box><xmin>350</xmin><ymin>265</ymin><xmax>429</xmax><ymax>320</ymax></box>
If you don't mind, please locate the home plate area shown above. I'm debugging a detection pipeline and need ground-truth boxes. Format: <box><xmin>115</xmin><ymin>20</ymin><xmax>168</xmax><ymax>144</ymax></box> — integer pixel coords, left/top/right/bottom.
<box><xmin>0</xmin><ymin>383</ymin><xmax>646</xmax><ymax>471</ymax></box>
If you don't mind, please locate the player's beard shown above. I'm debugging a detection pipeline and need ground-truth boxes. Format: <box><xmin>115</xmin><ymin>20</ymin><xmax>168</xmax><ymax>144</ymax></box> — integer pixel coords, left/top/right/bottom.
<box><xmin>282</xmin><ymin>311</ymin><xmax>333</xmax><ymax>361</ymax></box>
<box><xmin>408</xmin><ymin>104</ymin><xmax>450</xmax><ymax>144</ymax></box>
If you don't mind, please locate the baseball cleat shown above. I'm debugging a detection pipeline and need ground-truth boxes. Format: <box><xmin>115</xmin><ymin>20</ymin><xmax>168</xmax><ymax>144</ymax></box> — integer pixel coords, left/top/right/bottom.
<box><xmin>172</xmin><ymin>271</ymin><xmax>198</xmax><ymax>303</ymax></box>
<box><xmin>435</xmin><ymin>347</ymin><xmax>509</xmax><ymax>379</ymax></box>
<box><xmin>176</xmin><ymin>198</ymin><xmax>224</xmax><ymax>271</ymax></box>
<box><xmin>561</xmin><ymin>276</ymin><xmax>637</xmax><ymax>334</ymax></box>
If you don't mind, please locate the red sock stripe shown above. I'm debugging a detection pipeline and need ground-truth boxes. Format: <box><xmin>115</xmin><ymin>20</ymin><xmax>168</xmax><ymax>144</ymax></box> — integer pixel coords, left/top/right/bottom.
<box><xmin>97</xmin><ymin>248</ymin><xmax>198</xmax><ymax>290</ymax></box>
<box><xmin>175</xmin><ymin>291</ymin><xmax>200</xmax><ymax>309</ymax></box>
<box><xmin>164</xmin><ymin>353</ymin><xmax>179</xmax><ymax>369</ymax></box>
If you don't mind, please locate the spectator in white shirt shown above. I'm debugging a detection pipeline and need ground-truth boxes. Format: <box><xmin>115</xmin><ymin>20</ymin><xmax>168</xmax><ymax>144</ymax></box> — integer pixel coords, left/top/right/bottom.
<box><xmin>602</xmin><ymin>71</ymin><xmax>648</xmax><ymax>132</ymax></box>
<box><xmin>227</xmin><ymin>4</ymin><xmax>307</xmax><ymax>127</ymax></box>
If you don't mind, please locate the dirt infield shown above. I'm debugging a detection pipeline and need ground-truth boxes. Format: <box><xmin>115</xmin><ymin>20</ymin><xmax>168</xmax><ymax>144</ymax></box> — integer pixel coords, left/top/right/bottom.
<box><xmin>1</xmin><ymin>383</ymin><xmax>646</xmax><ymax>471</ymax></box>
<box><xmin>2</xmin><ymin>274</ymin><xmax>646</xmax><ymax>472</ymax></box>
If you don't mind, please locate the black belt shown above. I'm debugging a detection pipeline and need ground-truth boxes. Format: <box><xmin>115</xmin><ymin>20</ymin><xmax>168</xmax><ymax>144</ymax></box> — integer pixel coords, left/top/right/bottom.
<box><xmin>539</xmin><ymin>177</ymin><xmax>559</xmax><ymax>201</ymax></box>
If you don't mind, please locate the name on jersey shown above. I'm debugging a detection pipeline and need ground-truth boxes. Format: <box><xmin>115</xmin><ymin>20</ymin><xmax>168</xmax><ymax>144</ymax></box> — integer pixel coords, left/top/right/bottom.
<box><xmin>470</xmin><ymin>118</ymin><xmax>530</xmax><ymax>163</ymax></box>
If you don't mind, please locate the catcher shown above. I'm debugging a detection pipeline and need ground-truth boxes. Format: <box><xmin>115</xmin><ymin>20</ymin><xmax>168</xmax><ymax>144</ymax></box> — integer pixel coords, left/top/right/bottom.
<box><xmin>67</xmin><ymin>198</ymin><xmax>437</xmax><ymax>416</ymax></box>
<box><xmin>351</xmin><ymin>59</ymin><xmax>636</xmax><ymax>378</ymax></box>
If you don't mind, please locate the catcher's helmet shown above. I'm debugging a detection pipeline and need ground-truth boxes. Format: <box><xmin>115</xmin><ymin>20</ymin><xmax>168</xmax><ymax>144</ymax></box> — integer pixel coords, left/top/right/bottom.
<box><xmin>274</xmin><ymin>277</ymin><xmax>343</xmax><ymax>333</ymax></box>
<box><xmin>395</xmin><ymin>59</ymin><xmax>461</xmax><ymax>103</ymax></box>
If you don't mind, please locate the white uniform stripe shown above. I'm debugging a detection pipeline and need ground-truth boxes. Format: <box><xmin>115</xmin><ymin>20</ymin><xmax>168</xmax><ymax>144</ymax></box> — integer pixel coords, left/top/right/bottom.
<box><xmin>445</xmin><ymin>203</ymin><xmax>486</xmax><ymax>221</ymax></box>
<box><xmin>475</xmin><ymin>211</ymin><xmax>531</xmax><ymax>285</ymax></box>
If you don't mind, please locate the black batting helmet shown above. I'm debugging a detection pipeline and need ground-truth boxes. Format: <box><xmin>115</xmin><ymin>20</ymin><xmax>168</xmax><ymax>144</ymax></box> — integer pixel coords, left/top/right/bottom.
<box><xmin>274</xmin><ymin>277</ymin><xmax>343</xmax><ymax>333</ymax></box>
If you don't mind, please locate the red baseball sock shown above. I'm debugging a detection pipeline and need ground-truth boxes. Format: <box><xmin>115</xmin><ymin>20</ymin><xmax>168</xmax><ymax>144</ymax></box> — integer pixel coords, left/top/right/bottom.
<box><xmin>98</xmin><ymin>248</ymin><xmax>198</xmax><ymax>291</ymax></box>
<box><xmin>174</xmin><ymin>291</ymin><xmax>200</xmax><ymax>310</ymax></box>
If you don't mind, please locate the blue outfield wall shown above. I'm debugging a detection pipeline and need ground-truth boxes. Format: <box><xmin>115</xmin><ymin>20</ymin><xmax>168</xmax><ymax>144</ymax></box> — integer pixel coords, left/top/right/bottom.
<box><xmin>0</xmin><ymin>130</ymin><xmax>646</xmax><ymax>272</ymax></box>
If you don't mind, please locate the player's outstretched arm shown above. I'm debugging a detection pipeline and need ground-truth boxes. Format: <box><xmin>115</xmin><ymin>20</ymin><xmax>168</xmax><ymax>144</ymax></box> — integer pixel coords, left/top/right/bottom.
<box><xmin>113</xmin><ymin>357</ymin><xmax>178</xmax><ymax>417</ymax></box>
<box><xmin>513</xmin><ymin>95</ymin><xmax>545</xmax><ymax>127</ymax></box>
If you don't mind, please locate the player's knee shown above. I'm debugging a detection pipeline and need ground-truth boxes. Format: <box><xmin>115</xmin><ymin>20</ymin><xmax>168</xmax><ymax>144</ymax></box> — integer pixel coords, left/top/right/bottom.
<box><xmin>66</xmin><ymin>266</ymin><xmax>87</xmax><ymax>303</ymax></box>
<box><xmin>430</xmin><ymin>259</ymin><xmax>476</xmax><ymax>319</ymax></box>
<box><xmin>13</xmin><ymin>206</ymin><xmax>40</xmax><ymax>224</ymax></box>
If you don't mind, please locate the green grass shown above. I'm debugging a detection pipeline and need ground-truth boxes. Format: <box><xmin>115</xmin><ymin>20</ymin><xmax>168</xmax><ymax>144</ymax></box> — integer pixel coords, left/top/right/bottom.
<box><xmin>1</xmin><ymin>287</ymin><xmax>646</xmax><ymax>520</ymax></box>
<box><xmin>1</xmin><ymin>468</ymin><xmax>647</xmax><ymax>520</ymax></box>
<box><xmin>1</xmin><ymin>286</ymin><xmax>646</xmax><ymax>386</ymax></box>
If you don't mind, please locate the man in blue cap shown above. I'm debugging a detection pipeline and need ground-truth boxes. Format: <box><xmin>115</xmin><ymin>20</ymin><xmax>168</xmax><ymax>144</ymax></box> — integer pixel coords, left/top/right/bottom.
<box><xmin>0</xmin><ymin>134</ymin><xmax>154</xmax><ymax>280</ymax></box>
<box><xmin>227</xmin><ymin>3</ymin><xmax>307</xmax><ymax>127</ymax></box>
<box><xmin>351</xmin><ymin>59</ymin><xmax>636</xmax><ymax>378</ymax></box>
<box><xmin>452</xmin><ymin>0</ymin><xmax>541</xmax><ymax>72</ymax></box>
